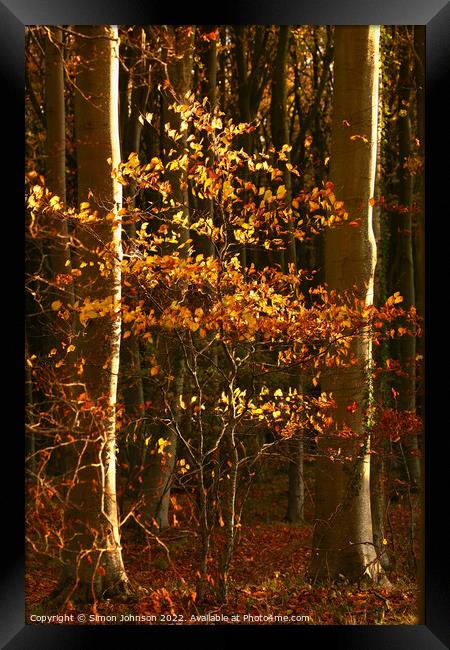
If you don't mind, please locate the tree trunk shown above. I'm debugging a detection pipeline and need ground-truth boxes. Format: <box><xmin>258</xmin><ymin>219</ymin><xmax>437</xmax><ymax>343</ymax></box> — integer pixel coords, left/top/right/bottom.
<box><xmin>119</xmin><ymin>35</ymin><xmax>151</xmax><ymax>482</ymax></box>
<box><xmin>140</xmin><ymin>356</ymin><xmax>185</xmax><ymax>532</ymax></box>
<box><xmin>44</xmin><ymin>27</ymin><xmax>74</xmax><ymax>329</ymax></box>
<box><xmin>392</xmin><ymin>38</ymin><xmax>420</xmax><ymax>486</ymax></box>
<box><xmin>138</xmin><ymin>26</ymin><xmax>194</xmax><ymax>532</ymax></box>
<box><xmin>43</xmin><ymin>27</ymin><xmax>75</xmax><ymax>477</ymax></box>
<box><xmin>193</xmin><ymin>25</ymin><xmax>218</xmax><ymax>258</ymax></box>
<box><xmin>51</xmin><ymin>25</ymin><xmax>136</xmax><ymax>604</ymax></box>
<box><xmin>371</xmin><ymin>70</ymin><xmax>390</xmax><ymax>571</ymax></box>
<box><xmin>309</xmin><ymin>26</ymin><xmax>385</xmax><ymax>584</ymax></box>
<box><xmin>44</xmin><ymin>27</ymin><xmax>70</xmax><ymax>276</ymax></box>
<box><xmin>270</xmin><ymin>25</ymin><xmax>305</xmax><ymax>523</ymax></box>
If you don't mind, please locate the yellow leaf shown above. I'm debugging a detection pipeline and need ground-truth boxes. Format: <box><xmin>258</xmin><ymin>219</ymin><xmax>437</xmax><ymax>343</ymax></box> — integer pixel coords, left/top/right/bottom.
<box><xmin>51</xmin><ymin>300</ymin><xmax>62</xmax><ymax>311</ymax></box>
<box><xmin>272</xmin><ymin>410</ymin><xmax>281</xmax><ymax>419</ymax></box>
<box><xmin>276</xmin><ymin>185</ymin><xmax>287</xmax><ymax>200</ymax></box>
<box><xmin>67</xmin><ymin>345</ymin><xmax>75</xmax><ymax>353</ymax></box>
<box><xmin>150</xmin><ymin>365</ymin><xmax>160</xmax><ymax>376</ymax></box>
<box><xmin>157</xmin><ymin>438</ymin><xmax>171</xmax><ymax>454</ymax></box>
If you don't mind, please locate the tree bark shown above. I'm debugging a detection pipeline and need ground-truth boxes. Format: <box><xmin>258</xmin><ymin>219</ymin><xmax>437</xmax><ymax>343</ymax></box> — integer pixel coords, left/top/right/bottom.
<box><xmin>52</xmin><ymin>25</ymin><xmax>136</xmax><ymax>604</ymax></box>
<box><xmin>309</xmin><ymin>26</ymin><xmax>384</xmax><ymax>584</ymax></box>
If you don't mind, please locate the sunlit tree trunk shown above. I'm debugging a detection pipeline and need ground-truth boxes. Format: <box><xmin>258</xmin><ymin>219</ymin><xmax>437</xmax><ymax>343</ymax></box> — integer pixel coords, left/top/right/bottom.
<box><xmin>51</xmin><ymin>25</ymin><xmax>135</xmax><ymax>604</ymax></box>
<box><xmin>371</xmin><ymin>69</ymin><xmax>390</xmax><ymax>571</ymax></box>
<box><xmin>309</xmin><ymin>26</ymin><xmax>385</xmax><ymax>584</ymax></box>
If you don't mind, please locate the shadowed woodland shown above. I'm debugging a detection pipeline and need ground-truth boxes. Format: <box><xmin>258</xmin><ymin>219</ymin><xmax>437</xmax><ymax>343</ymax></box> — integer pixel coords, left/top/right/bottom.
<box><xmin>25</xmin><ymin>24</ymin><xmax>424</xmax><ymax>624</ymax></box>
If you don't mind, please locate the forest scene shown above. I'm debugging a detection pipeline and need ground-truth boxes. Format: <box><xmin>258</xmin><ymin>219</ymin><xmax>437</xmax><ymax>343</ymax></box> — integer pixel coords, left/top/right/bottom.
<box><xmin>25</xmin><ymin>24</ymin><xmax>425</xmax><ymax>626</ymax></box>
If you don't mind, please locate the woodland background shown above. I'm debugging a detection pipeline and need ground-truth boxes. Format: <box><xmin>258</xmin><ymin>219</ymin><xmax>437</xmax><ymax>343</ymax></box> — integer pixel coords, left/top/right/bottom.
<box><xmin>25</xmin><ymin>24</ymin><xmax>424</xmax><ymax>624</ymax></box>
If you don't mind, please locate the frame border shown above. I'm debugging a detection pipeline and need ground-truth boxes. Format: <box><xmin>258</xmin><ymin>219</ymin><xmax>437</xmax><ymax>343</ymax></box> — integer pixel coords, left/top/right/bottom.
<box><xmin>4</xmin><ymin>1</ymin><xmax>449</xmax><ymax>647</ymax></box>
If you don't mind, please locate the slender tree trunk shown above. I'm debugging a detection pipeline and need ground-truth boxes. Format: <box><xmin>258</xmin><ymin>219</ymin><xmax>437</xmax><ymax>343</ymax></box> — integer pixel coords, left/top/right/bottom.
<box><xmin>44</xmin><ymin>27</ymin><xmax>70</xmax><ymax>275</ymax></box>
<box><xmin>392</xmin><ymin>38</ymin><xmax>420</xmax><ymax>486</ymax></box>
<box><xmin>270</xmin><ymin>26</ymin><xmax>305</xmax><ymax>523</ymax></box>
<box><xmin>44</xmin><ymin>27</ymin><xmax>74</xmax><ymax>319</ymax></box>
<box><xmin>140</xmin><ymin>357</ymin><xmax>185</xmax><ymax>531</ymax></box>
<box><xmin>43</xmin><ymin>27</ymin><xmax>75</xmax><ymax>477</ymax></box>
<box><xmin>51</xmin><ymin>26</ymin><xmax>136</xmax><ymax>604</ymax></box>
<box><xmin>119</xmin><ymin>35</ymin><xmax>151</xmax><ymax>482</ymax></box>
<box><xmin>309</xmin><ymin>26</ymin><xmax>385</xmax><ymax>584</ymax></box>
<box><xmin>233</xmin><ymin>26</ymin><xmax>256</xmax><ymax>269</ymax></box>
<box><xmin>138</xmin><ymin>27</ymin><xmax>194</xmax><ymax>532</ymax></box>
<box><xmin>193</xmin><ymin>25</ymin><xmax>218</xmax><ymax>258</ymax></box>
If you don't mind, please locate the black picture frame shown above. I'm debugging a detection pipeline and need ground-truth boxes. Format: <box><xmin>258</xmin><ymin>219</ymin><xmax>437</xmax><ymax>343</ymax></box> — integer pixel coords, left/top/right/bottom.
<box><xmin>4</xmin><ymin>1</ymin><xmax>449</xmax><ymax>647</ymax></box>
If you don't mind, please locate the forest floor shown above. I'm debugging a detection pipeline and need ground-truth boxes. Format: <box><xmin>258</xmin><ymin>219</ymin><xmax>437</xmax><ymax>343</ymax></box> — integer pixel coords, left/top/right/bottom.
<box><xmin>26</xmin><ymin>464</ymin><xmax>422</xmax><ymax>625</ymax></box>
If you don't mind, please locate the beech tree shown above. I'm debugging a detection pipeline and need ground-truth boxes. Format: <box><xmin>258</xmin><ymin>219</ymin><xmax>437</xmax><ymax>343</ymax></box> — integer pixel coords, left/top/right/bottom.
<box><xmin>50</xmin><ymin>25</ymin><xmax>135</xmax><ymax>603</ymax></box>
<box><xmin>309</xmin><ymin>26</ymin><xmax>385</xmax><ymax>584</ymax></box>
